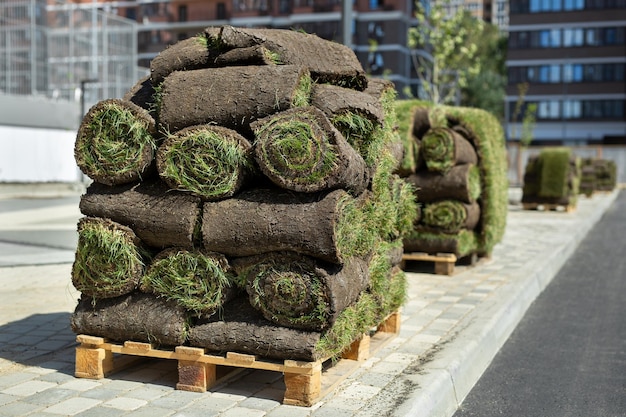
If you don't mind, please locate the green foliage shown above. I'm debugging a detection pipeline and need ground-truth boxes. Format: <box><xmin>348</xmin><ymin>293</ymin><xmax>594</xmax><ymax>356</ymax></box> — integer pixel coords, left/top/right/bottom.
<box><xmin>409</xmin><ymin>1</ymin><xmax>482</xmax><ymax>104</ymax></box>
<box><xmin>460</xmin><ymin>20</ymin><xmax>508</xmax><ymax>118</ymax></box>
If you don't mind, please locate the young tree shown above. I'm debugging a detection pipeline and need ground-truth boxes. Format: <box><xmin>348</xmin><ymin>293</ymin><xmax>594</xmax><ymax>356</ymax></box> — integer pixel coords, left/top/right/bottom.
<box><xmin>461</xmin><ymin>18</ymin><xmax>508</xmax><ymax>119</ymax></box>
<box><xmin>408</xmin><ymin>0</ymin><xmax>482</xmax><ymax>105</ymax></box>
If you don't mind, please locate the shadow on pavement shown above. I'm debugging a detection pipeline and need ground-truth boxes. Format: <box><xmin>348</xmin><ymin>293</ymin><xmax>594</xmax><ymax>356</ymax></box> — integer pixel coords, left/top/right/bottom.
<box><xmin>0</xmin><ymin>312</ymin><xmax>76</xmax><ymax>375</ymax></box>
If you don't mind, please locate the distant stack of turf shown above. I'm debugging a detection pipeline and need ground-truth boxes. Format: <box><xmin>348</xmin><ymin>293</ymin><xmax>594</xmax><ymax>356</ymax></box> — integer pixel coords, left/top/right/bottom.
<box><xmin>70</xmin><ymin>25</ymin><xmax>417</xmax><ymax>361</ymax></box>
<box><xmin>394</xmin><ymin>100</ymin><xmax>508</xmax><ymax>258</ymax></box>
<box><xmin>521</xmin><ymin>147</ymin><xmax>581</xmax><ymax>207</ymax></box>
<box><xmin>579</xmin><ymin>158</ymin><xmax>617</xmax><ymax>196</ymax></box>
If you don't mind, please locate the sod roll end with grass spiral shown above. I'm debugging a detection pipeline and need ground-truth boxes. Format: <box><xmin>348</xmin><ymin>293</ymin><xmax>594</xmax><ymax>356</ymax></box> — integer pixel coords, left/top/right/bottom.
<box><xmin>75</xmin><ymin>99</ymin><xmax>157</xmax><ymax>186</ymax></box>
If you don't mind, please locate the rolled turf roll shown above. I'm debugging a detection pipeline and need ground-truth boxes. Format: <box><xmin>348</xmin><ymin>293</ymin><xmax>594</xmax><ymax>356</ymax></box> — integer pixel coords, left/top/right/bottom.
<box><xmin>406</xmin><ymin>163</ymin><xmax>482</xmax><ymax>203</ymax></box>
<box><xmin>72</xmin><ymin>217</ymin><xmax>149</xmax><ymax>299</ymax></box>
<box><xmin>156</xmin><ymin>124</ymin><xmax>255</xmax><ymax>200</ymax></box>
<box><xmin>421</xmin><ymin>200</ymin><xmax>481</xmax><ymax>233</ymax></box>
<box><xmin>201</xmin><ymin>188</ymin><xmax>375</xmax><ymax>264</ymax></box>
<box><xmin>150</xmin><ymin>28</ymin><xmax>222</xmax><ymax>85</ymax></box>
<box><xmin>79</xmin><ymin>180</ymin><xmax>202</xmax><ymax>250</ymax></box>
<box><xmin>311</xmin><ymin>84</ymin><xmax>384</xmax><ymax>161</ymax></box>
<box><xmin>75</xmin><ymin>99</ymin><xmax>157</xmax><ymax>186</ymax></box>
<box><xmin>403</xmin><ymin>229</ymin><xmax>478</xmax><ymax>257</ymax></box>
<box><xmin>70</xmin><ymin>292</ymin><xmax>188</xmax><ymax>347</ymax></box>
<box><xmin>234</xmin><ymin>252</ymin><xmax>370</xmax><ymax>331</ymax></box>
<box><xmin>141</xmin><ymin>248</ymin><xmax>240</xmax><ymax>318</ymax></box>
<box><xmin>219</xmin><ymin>25</ymin><xmax>368</xmax><ymax>90</ymax></box>
<box><xmin>421</xmin><ymin>126</ymin><xmax>478</xmax><ymax>174</ymax></box>
<box><xmin>538</xmin><ymin>148</ymin><xmax>579</xmax><ymax>199</ymax></box>
<box><xmin>158</xmin><ymin>65</ymin><xmax>311</xmax><ymax>134</ymax></box>
<box><xmin>123</xmin><ymin>75</ymin><xmax>156</xmax><ymax>117</ymax></box>
<box><xmin>252</xmin><ymin>106</ymin><xmax>369</xmax><ymax>195</ymax></box>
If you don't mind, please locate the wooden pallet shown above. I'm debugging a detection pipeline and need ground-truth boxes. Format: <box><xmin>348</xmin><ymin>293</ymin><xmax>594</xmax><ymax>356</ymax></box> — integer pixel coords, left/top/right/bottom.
<box><xmin>401</xmin><ymin>252</ymin><xmax>458</xmax><ymax>275</ymax></box>
<box><xmin>522</xmin><ymin>202</ymin><xmax>575</xmax><ymax>213</ymax></box>
<box><xmin>75</xmin><ymin>310</ymin><xmax>401</xmax><ymax>407</ymax></box>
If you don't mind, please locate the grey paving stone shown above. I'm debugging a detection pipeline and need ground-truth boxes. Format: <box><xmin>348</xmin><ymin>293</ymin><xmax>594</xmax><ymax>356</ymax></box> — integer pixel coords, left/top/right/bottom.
<box><xmin>101</xmin><ymin>396</ymin><xmax>148</xmax><ymax>410</ymax></box>
<box><xmin>311</xmin><ymin>405</ymin><xmax>355</xmax><ymax>416</ymax></box>
<box><xmin>124</xmin><ymin>406</ymin><xmax>176</xmax><ymax>417</ymax></box>
<box><xmin>238</xmin><ymin>395</ymin><xmax>281</xmax><ymax>411</ymax></box>
<box><xmin>0</xmin><ymin>372</ymin><xmax>37</xmax><ymax>390</ymax></box>
<box><xmin>219</xmin><ymin>406</ymin><xmax>266</xmax><ymax>417</ymax></box>
<box><xmin>0</xmin><ymin>392</ymin><xmax>20</xmax><ymax>406</ymax></box>
<box><xmin>37</xmin><ymin>371</ymin><xmax>76</xmax><ymax>384</ymax></box>
<box><xmin>42</xmin><ymin>397</ymin><xmax>102</xmax><ymax>415</ymax></box>
<box><xmin>73</xmin><ymin>406</ymin><xmax>122</xmax><ymax>417</ymax></box>
<box><xmin>148</xmin><ymin>390</ymin><xmax>202</xmax><ymax>410</ymax></box>
<box><xmin>0</xmin><ymin>400</ymin><xmax>43</xmax><ymax>416</ymax></box>
<box><xmin>1</xmin><ymin>380</ymin><xmax>56</xmax><ymax>396</ymax></box>
<box><xmin>22</xmin><ymin>388</ymin><xmax>78</xmax><ymax>406</ymax></box>
<box><xmin>125</xmin><ymin>386</ymin><xmax>170</xmax><ymax>401</ymax></box>
<box><xmin>80</xmin><ymin>387</ymin><xmax>122</xmax><ymax>401</ymax></box>
<box><xmin>186</xmin><ymin>394</ymin><xmax>238</xmax><ymax>413</ymax></box>
<box><xmin>265</xmin><ymin>404</ymin><xmax>314</xmax><ymax>417</ymax></box>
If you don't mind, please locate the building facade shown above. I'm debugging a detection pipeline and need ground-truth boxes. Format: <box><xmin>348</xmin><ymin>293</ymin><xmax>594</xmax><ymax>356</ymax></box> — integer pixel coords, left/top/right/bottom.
<box><xmin>506</xmin><ymin>1</ymin><xmax>626</xmax><ymax>144</ymax></box>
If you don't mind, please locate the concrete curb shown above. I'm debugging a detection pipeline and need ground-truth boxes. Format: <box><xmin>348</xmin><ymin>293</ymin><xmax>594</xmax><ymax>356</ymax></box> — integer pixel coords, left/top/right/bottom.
<box><xmin>394</xmin><ymin>190</ymin><xmax>619</xmax><ymax>417</ymax></box>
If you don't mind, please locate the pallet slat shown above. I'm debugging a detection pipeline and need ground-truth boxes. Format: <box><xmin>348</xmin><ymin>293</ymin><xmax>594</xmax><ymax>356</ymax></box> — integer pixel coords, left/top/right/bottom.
<box><xmin>74</xmin><ymin>310</ymin><xmax>401</xmax><ymax>407</ymax></box>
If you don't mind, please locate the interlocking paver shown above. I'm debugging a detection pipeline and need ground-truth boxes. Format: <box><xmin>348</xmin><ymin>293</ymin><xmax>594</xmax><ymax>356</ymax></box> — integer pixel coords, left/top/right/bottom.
<box><xmin>101</xmin><ymin>397</ymin><xmax>148</xmax><ymax>410</ymax></box>
<box><xmin>1</xmin><ymin>380</ymin><xmax>56</xmax><ymax>396</ymax></box>
<box><xmin>43</xmin><ymin>397</ymin><xmax>102</xmax><ymax>415</ymax></box>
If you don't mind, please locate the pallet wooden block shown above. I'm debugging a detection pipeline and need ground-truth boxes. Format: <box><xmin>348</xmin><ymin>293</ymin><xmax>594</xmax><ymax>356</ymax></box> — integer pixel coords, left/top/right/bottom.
<box><xmin>74</xmin><ymin>310</ymin><xmax>401</xmax><ymax>407</ymax></box>
<box><xmin>401</xmin><ymin>252</ymin><xmax>458</xmax><ymax>275</ymax></box>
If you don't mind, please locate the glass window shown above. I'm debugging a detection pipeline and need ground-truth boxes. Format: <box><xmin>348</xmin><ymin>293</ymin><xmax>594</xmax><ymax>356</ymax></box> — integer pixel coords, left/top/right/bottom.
<box><xmin>527</xmin><ymin>67</ymin><xmax>538</xmax><ymax>82</ymax></box>
<box><xmin>563</xmin><ymin>28</ymin><xmax>583</xmax><ymax>46</ymax></box>
<box><xmin>540</xmin><ymin>30</ymin><xmax>551</xmax><ymax>47</ymax></box>
<box><xmin>530</xmin><ymin>0</ymin><xmax>540</xmax><ymax>11</ymax></box>
<box><xmin>538</xmin><ymin>101</ymin><xmax>560</xmax><ymax>119</ymax></box>
<box><xmin>563</xmin><ymin>64</ymin><xmax>583</xmax><ymax>82</ymax></box>
<box><xmin>552</xmin><ymin>0</ymin><xmax>562</xmax><ymax>9</ymax></box>
<box><xmin>550</xmin><ymin>29</ymin><xmax>561</xmax><ymax>47</ymax></box>
<box><xmin>604</xmin><ymin>28</ymin><xmax>617</xmax><ymax>44</ymax></box>
<box><xmin>550</xmin><ymin>65</ymin><xmax>560</xmax><ymax>82</ymax></box>
<box><xmin>563</xmin><ymin>100</ymin><xmax>581</xmax><ymax>119</ymax></box>
<box><xmin>586</xmin><ymin>28</ymin><xmax>600</xmax><ymax>46</ymax></box>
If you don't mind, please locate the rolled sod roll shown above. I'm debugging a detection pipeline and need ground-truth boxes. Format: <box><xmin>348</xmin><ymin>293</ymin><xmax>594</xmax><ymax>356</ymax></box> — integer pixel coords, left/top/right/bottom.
<box><xmin>156</xmin><ymin>124</ymin><xmax>254</xmax><ymax>201</ymax></box>
<box><xmin>219</xmin><ymin>25</ymin><xmax>367</xmax><ymax>90</ymax></box>
<box><xmin>403</xmin><ymin>229</ymin><xmax>478</xmax><ymax>257</ymax></box>
<box><xmin>421</xmin><ymin>126</ymin><xmax>478</xmax><ymax>174</ymax></box>
<box><xmin>141</xmin><ymin>248</ymin><xmax>240</xmax><ymax>318</ymax></box>
<box><xmin>311</xmin><ymin>84</ymin><xmax>384</xmax><ymax>126</ymax></box>
<box><xmin>234</xmin><ymin>252</ymin><xmax>370</xmax><ymax>331</ymax></box>
<box><xmin>72</xmin><ymin>217</ymin><xmax>148</xmax><ymax>299</ymax></box>
<box><xmin>421</xmin><ymin>200</ymin><xmax>481</xmax><ymax>233</ymax></box>
<box><xmin>252</xmin><ymin>106</ymin><xmax>369</xmax><ymax>195</ymax></box>
<box><xmin>201</xmin><ymin>188</ymin><xmax>373</xmax><ymax>264</ymax></box>
<box><xmin>150</xmin><ymin>29</ymin><xmax>221</xmax><ymax>84</ymax></box>
<box><xmin>70</xmin><ymin>292</ymin><xmax>188</xmax><ymax>347</ymax></box>
<box><xmin>75</xmin><ymin>99</ymin><xmax>157</xmax><ymax>186</ymax></box>
<box><xmin>158</xmin><ymin>65</ymin><xmax>311</xmax><ymax>133</ymax></box>
<box><xmin>123</xmin><ymin>75</ymin><xmax>156</xmax><ymax>116</ymax></box>
<box><xmin>79</xmin><ymin>180</ymin><xmax>202</xmax><ymax>249</ymax></box>
<box><xmin>188</xmin><ymin>297</ymin><xmax>323</xmax><ymax>361</ymax></box>
<box><xmin>406</xmin><ymin>163</ymin><xmax>481</xmax><ymax>203</ymax></box>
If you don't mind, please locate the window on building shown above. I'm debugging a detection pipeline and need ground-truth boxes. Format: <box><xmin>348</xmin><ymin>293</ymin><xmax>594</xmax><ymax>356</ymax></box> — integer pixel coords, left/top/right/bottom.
<box><xmin>563</xmin><ymin>64</ymin><xmax>583</xmax><ymax>82</ymax></box>
<box><xmin>178</xmin><ymin>5</ymin><xmax>187</xmax><ymax>22</ymax></box>
<box><xmin>217</xmin><ymin>3</ymin><xmax>226</xmax><ymax>19</ymax></box>
<box><xmin>369</xmin><ymin>0</ymin><xmax>383</xmax><ymax>9</ymax></box>
<box><xmin>563</xmin><ymin>28</ymin><xmax>583</xmax><ymax>46</ymax></box>
<box><xmin>538</xmin><ymin>101</ymin><xmax>560</xmax><ymax>119</ymax></box>
<box><xmin>563</xmin><ymin>100</ymin><xmax>582</xmax><ymax>119</ymax></box>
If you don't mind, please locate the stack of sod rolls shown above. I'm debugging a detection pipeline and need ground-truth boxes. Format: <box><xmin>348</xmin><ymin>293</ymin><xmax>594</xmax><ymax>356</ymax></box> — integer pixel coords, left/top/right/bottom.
<box><xmin>579</xmin><ymin>158</ymin><xmax>617</xmax><ymax>196</ymax></box>
<box><xmin>521</xmin><ymin>147</ymin><xmax>581</xmax><ymax>207</ymax></box>
<box><xmin>394</xmin><ymin>100</ymin><xmax>508</xmax><ymax>258</ymax></box>
<box><xmin>70</xmin><ymin>25</ymin><xmax>417</xmax><ymax>361</ymax></box>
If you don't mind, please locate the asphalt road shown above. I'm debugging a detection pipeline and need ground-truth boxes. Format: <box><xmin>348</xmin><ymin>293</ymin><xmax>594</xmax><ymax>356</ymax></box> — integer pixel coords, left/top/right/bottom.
<box><xmin>453</xmin><ymin>190</ymin><xmax>626</xmax><ymax>417</ymax></box>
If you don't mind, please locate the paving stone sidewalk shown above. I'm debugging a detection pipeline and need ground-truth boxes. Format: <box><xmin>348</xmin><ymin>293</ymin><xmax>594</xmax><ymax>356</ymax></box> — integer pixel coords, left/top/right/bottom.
<box><xmin>0</xmin><ymin>189</ymin><xmax>618</xmax><ymax>417</ymax></box>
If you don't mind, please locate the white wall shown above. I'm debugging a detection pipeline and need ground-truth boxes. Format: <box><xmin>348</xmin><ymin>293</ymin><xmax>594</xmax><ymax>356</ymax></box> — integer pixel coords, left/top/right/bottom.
<box><xmin>0</xmin><ymin>125</ymin><xmax>80</xmax><ymax>182</ymax></box>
